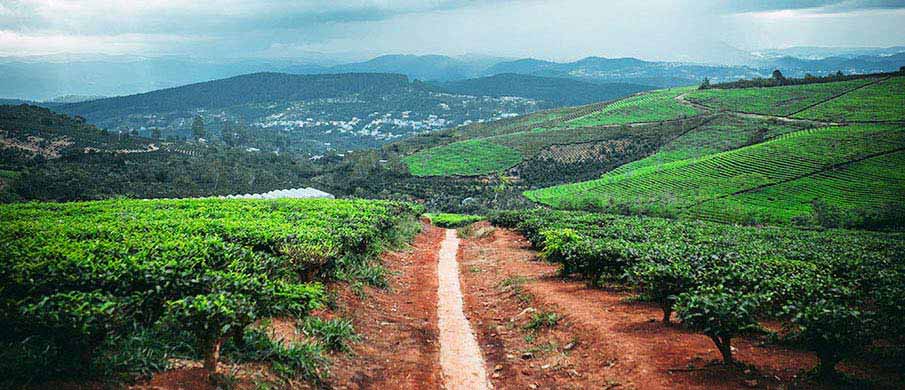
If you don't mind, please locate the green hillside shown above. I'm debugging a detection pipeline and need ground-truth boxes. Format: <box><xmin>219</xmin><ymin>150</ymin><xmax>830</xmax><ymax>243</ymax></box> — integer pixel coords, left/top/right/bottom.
<box><xmin>687</xmin><ymin>150</ymin><xmax>905</xmax><ymax>226</ymax></box>
<box><xmin>683</xmin><ymin>78</ymin><xmax>878</xmax><ymax>116</ymax></box>
<box><xmin>404</xmin><ymin>117</ymin><xmax>703</xmax><ymax>177</ymax></box>
<box><xmin>564</xmin><ymin>87</ymin><xmax>698</xmax><ymax>126</ymax></box>
<box><xmin>403</xmin><ymin>87</ymin><xmax>704</xmax><ymax>177</ymax></box>
<box><xmin>606</xmin><ymin>115</ymin><xmax>816</xmax><ymax>177</ymax></box>
<box><xmin>793</xmin><ymin>76</ymin><xmax>905</xmax><ymax>122</ymax></box>
<box><xmin>404</xmin><ymin>139</ymin><xmax>523</xmax><ymax>176</ymax></box>
<box><xmin>526</xmin><ymin>125</ymin><xmax>905</xmax><ymax>225</ymax></box>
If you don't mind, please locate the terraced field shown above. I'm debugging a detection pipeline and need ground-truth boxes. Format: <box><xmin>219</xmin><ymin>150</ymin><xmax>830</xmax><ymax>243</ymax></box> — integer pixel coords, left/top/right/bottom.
<box><xmin>565</xmin><ymin>87</ymin><xmax>698</xmax><ymax>127</ymax></box>
<box><xmin>526</xmin><ymin>125</ymin><xmax>905</xmax><ymax>216</ymax></box>
<box><xmin>607</xmin><ymin>115</ymin><xmax>816</xmax><ymax>177</ymax></box>
<box><xmin>793</xmin><ymin>76</ymin><xmax>905</xmax><ymax>122</ymax></box>
<box><xmin>683</xmin><ymin>78</ymin><xmax>878</xmax><ymax>116</ymax></box>
<box><xmin>404</xmin><ymin>138</ymin><xmax>523</xmax><ymax>176</ymax></box>
<box><xmin>404</xmin><ymin>118</ymin><xmax>703</xmax><ymax>177</ymax></box>
<box><xmin>687</xmin><ymin>150</ymin><xmax>905</xmax><ymax>225</ymax></box>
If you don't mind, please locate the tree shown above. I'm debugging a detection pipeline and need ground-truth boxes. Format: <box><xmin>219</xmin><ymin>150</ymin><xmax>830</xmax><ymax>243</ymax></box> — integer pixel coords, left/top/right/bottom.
<box><xmin>629</xmin><ymin>261</ymin><xmax>696</xmax><ymax>324</ymax></box>
<box><xmin>771</xmin><ymin>69</ymin><xmax>786</xmax><ymax>84</ymax></box>
<box><xmin>785</xmin><ymin>300</ymin><xmax>874</xmax><ymax>380</ymax></box>
<box><xmin>675</xmin><ymin>286</ymin><xmax>763</xmax><ymax>365</ymax></box>
<box><xmin>191</xmin><ymin>116</ymin><xmax>206</xmax><ymax>141</ymax></box>
<box><xmin>699</xmin><ymin>77</ymin><xmax>711</xmax><ymax>90</ymax></box>
<box><xmin>221</xmin><ymin>120</ymin><xmax>233</xmax><ymax>146</ymax></box>
<box><xmin>151</xmin><ymin>128</ymin><xmax>161</xmax><ymax>140</ymax></box>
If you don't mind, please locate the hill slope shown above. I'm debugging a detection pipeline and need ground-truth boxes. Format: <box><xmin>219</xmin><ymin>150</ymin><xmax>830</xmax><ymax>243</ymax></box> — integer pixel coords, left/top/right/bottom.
<box><xmin>56</xmin><ymin>72</ymin><xmax>545</xmax><ymax>153</ymax></box>
<box><xmin>526</xmin><ymin>124</ymin><xmax>904</xmax><ymax>208</ymax></box>
<box><xmin>433</xmin><ymin>73</ymin><xmax>653</xmax><ymax>106</ymax></box>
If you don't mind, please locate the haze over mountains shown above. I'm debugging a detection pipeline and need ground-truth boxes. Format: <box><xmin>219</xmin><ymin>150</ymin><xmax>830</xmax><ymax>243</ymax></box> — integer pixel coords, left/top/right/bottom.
<box><xmin>4</xmin><ymin>46</ymin><xmax>905</xmax><ymax>101</ymax></box>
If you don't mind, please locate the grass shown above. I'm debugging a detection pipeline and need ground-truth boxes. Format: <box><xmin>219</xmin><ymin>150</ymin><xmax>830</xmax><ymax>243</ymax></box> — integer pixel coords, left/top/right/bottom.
<box><xmin>684</xmin><ymin>78</ymin><xmax>877</xmax><ymax>116</ymax></box>
<box><xmin>565</xmin><ymin>87</ymin><xmax>698</xmax><ymax>127</ymax></box>
<box><xmin>403</xmin><ymin>139</ymin><xmax>522</xmax><ymax>176</ymax></box>
<box><xmin>526</xmin><ymin>124</ymin><xmax>905</xmax><ymax>222</ymax></box>
<box><xmin>793</xmin><ymin>76</ymin><xmax>905</xmax><ymax>122</ymax></box>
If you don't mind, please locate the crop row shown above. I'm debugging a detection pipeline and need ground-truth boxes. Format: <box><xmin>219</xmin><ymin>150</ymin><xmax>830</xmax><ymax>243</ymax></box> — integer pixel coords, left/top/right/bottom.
<box><xmin>491</xmin><ymin>209</ymin><xmax>905</xmax><ymax>375</ymax></box>
<box><xmin>687</xmin><ymin>149</ymin><xmax>905</xmax><ymax>227</ymax></box>
<box><xmin>793</xmin><ymin>76</ymin><xmax>905</xmax><ymax>122</ymax></box>
<box><xmin>526</xmin><ymin>125</ymin><xmax>905</xmax><ymax>216</ymax></box>
<box><xmin>0</xmin><ymin>198</ymin><xmax>424</xmax><ymax>383</ymax></box>
<box><xmin>683</xmin><ymin>78</ymin><xmax>877</xmax><ymax>117</ymax></box>
<box><xmin>565</xmin><ymin>87</ymin><xmax>698</xmax><ymax>127</ymax></box>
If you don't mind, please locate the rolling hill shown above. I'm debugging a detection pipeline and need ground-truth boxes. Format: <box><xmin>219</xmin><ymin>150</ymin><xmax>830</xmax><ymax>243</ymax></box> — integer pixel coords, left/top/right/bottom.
<box><xmin>56</xmin><ymin>72</ymin><xmax>545</xmax><ymax>153</ymax></box>
<box><xmin>393</xmin><ymin>71</ymin><xmax>905</xmax><ymax>227</ymax></box>
<box><xmin>433</xmin><ymin>73</ymin><xmax>654</xmax><ymax>106</ymax></box>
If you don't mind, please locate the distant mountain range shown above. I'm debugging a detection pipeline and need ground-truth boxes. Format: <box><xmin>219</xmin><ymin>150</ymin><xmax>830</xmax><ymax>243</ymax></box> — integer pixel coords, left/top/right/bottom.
<box><xmin>3</xmin><ymin>47</ymin><xmax>905</xmax><ymax>100</ymax></box>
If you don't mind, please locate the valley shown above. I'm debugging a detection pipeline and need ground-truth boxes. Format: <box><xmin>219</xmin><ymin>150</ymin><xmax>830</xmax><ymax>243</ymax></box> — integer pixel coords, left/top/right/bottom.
<box><xmin>1</xmin><ymin>38</ymin><xmax>904</xmax><ymax>390</ymax></box>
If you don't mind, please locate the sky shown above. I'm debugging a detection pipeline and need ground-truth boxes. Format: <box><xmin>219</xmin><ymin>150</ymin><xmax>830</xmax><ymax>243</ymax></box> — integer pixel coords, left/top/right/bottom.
<box><xmin>1</xmin><ymin>0</ymin><xmax>904</xmax><ymax>62</ymax></box>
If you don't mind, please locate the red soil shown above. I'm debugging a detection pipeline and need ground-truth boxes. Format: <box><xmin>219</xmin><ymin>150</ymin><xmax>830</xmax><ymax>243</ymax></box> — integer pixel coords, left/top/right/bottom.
<box><xmin>457</xmin><ymin>223</ymin><xmax>903</xmax><ymax>390</ymax></box>
<box><xmin>132</xmin><ymin>222</ymin><xmax>445</xmax><ymax>390</ymax></box>
<box><xmin>324</xmin><ymin>222</ymin><xmax>444</xmax><ymax>389</ymax></box>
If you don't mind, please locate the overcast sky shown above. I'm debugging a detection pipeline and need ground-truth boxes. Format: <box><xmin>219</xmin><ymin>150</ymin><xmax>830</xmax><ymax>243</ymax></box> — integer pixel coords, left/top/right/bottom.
<box><xmin>1</xmin><ymin>0</ymin><xmax>904</xmax><ymax>61</ymax></box>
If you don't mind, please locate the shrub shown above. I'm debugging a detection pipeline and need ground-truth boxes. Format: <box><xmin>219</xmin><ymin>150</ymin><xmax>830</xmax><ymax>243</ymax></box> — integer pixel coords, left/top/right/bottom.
<box><xmin>784</xmin><ymin>300</ymin><xmax>875</xmax><ymax>379</ymax></box>
<box><xmin>540</xmin><ymin>229</ymin><xmax>636</xmax><ymax>284</ymax></box>
<box><xmin>426</xmin><ymin>213</ymin><xmax>484</xmax><ymax>228</ymax></box>
<box><xmin>302</xmin><ymin>317</ymin><xmax>360</xmax><ymax>352</ymax></box>
<box><xmin>16</xmin><ymin>291</ymin><xmax>128</xmax><ymax>375</ymax></box>
<box><xmin>164</xmin><ymin>293</ymin><xmax>257</xmax><ymax>377</ymax></box>
<box><xmin>675</xmin><ymin>286</ymin><xmax>764</xmax><ymax>365</ymax></box>
<box><xmin>629</xmin><ymin>261</ymin><xmax>696</xmax><ymax>324</ymax></box>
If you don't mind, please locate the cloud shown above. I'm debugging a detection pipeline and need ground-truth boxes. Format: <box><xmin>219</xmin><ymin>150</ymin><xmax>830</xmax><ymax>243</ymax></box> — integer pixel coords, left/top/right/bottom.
<box><xmin>723</xmin><ymin>0</ymin><xmax>905</xmax><ymax>14</ymax></box>
<box><xmin>1</xmin><ymin>0</ymin><xmax>507</xmax><ymax>34</ymax></box>
<box><xmin>0</xmin><ymin>0</ymin><xmax>903</xmax><ymax>60</ymax></box>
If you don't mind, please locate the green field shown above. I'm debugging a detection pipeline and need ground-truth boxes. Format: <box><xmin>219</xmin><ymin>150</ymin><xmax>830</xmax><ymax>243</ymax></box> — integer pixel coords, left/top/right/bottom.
<box><xmin>0</xmin><ymin>198</ymin><xmax>422</xmax><ymax>383</ymax></box>
<box><xmin>403</xmin><ymin>138</ymin><xmax>523</xmax><ymax>176</ymax></box>
<box><xmin>526</xmin><ymin>124</ymin><xmax>905</xmax><ymax>223</ymax></box>
<box><xmin>565</xmin><ymin>87</ymin><xmax>698</xmax><ymax>127</ymax></box>
<box><xmin>684</xmin><ymin>78</ymin><xmax>876</xmax><ymax>116</ymax></box>
<box><xmin>403</xmin><ymin>119</ymin><xmax>697</xmax><ymax>177</ymax></box>
<box><xmin>793</xmin><ymin>76</ymin><xmax>905</xmax><ymax>122</ymax></box>
<box><xmin>687</xmin><ymin>150</ymin><xmax>905</xmax><ymax>225</ymax></box>
<box><xmin>607</xmin><ymin>115</ymin><xmax>815</xmax><ymax>177</ymax></box>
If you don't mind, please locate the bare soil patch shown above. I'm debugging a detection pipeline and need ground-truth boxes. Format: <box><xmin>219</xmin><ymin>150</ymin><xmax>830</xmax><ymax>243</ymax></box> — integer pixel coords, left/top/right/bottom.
<box><xmin>458</xmin><ymin>223</ymin><xmax>901</xmax><ymax>390</ymax></box>
<box><xmin>325</xmin><ymin>222</ymin><xmax>444</xmax><ymax>389</ymax></box>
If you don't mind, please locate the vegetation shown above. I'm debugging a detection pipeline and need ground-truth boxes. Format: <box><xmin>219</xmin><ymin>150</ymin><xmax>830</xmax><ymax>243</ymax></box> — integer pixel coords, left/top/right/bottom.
<box><xmin>793</xmin><ymin>76</ymin><xmax>905</xmax><ymax>122</ymax></box>
<box><xmin>434</xmin><ymin>73</ymin><xmax>653</xmax><ymax>106</ymax></box>
<box><xmin>404</xmin><ymin>139</ymin><xmax>523</xmax><ymax>176</ymax></box>
<box><xmin>426</xmin><ymin>213</ymin><xmax>485</xmax><ymax>228</ymax></box>
<box><xmin>491</xmin><ymin>209</ymin><xmax>905</xmax><ymax>371</ymax></box>
<box><xmin>700</xmin><ymin>69</ymin><xmax>899</xmax><ymax>90</ymax></box>
<box><xmin>0</xmin><ymin>198</ymin><xmax>423</xmax><ymax>385</ymax></box>
<box><xmin>565</xmin><ymin>87</ymin><xmax>698</xmax><ymax>126</ymax></box>
<box><xmin>527</xmin><ymin>125</ymin><xmax>905</xmax><ymax>229</ymax></box>
<box><xmin>684</xmin><ymin>78</ymin><xmax>876</xmax><ymax>116</ymax></box>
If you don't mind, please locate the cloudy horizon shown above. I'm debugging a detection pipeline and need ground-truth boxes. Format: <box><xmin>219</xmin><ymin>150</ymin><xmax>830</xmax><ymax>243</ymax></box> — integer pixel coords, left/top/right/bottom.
<box><xmin>1</xmin><ymin>0</ymin><xmax>905</xmax><ymax>63</ymax></box>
